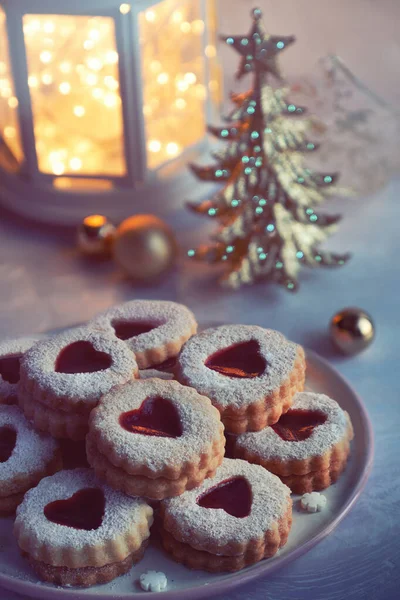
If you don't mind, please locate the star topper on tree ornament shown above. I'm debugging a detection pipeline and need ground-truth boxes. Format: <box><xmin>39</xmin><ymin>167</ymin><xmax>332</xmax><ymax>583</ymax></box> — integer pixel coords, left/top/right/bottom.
<box><xmin>187</xmin><ymin>8</ymin><xmax>351</xmax><ymax>292</ymax></box>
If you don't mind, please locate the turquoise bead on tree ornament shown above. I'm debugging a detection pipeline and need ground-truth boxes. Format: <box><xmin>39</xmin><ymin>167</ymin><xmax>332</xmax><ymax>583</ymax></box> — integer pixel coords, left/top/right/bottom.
<box><xmin>330</xmin><ymin>308</ymin><xmax>375</xmax><ymax>355</ymax></box>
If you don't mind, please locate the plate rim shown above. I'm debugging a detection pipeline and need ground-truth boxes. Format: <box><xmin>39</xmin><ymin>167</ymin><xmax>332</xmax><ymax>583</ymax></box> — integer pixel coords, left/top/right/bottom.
<box><xmin>0</xmin><ymin>349</ymin><xmax>374</xmax><ymax>600</ymax></box>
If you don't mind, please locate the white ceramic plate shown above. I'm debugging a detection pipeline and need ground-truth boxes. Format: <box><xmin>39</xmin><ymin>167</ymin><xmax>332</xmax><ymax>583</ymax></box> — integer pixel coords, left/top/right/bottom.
<box><xmin>0</xmin><ymin>350</ymin><xmax>373</xmax><ymax>600</ymax></box>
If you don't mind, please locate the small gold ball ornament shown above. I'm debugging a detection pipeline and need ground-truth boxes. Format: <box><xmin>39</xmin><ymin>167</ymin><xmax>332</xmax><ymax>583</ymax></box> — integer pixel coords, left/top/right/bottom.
<box><xmin>112</xmin><ymin>214</ymin><xmax>178</xmax><ymax>281</ymax></box>
<box><xmin>330</xmin><ymin>307</ymin><xmax>375</xmax><ymax>355</ymax></box>
<box><xmin>77</xmin><ymin>214</ymin><xmax>116</xmax><ymax>256</ymax></box>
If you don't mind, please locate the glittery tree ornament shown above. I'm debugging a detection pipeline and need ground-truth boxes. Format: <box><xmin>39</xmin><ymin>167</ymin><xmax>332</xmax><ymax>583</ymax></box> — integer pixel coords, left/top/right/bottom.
<box><xmin>187</xmin><ymin>8</ymin><xmax>350</xmax><ymax>291</ymax></box>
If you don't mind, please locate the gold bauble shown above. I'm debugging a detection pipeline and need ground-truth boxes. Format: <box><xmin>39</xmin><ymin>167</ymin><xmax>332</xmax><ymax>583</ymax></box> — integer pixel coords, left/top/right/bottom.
<box><xmin>330</xmin><ymin>307</ymin><xmax>375</xmax><ymax>355</ymax></box>
<box><xmin>113</xmin><ymin>215</ymin><xmax>177</xmax><ymax>281</ymax></box>
<box><xmin>77</xmin><ymin>214</ymin><xmax>116</xmax><ymax>256</ymax></box>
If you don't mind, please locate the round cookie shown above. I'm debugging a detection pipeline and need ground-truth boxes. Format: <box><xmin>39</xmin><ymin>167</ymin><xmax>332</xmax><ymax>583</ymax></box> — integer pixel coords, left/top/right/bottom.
<box><xmin>0</xmin><ymin>337</ymin><xmax>38</xmax><ymax>405</ymax></box>
<box><xmin>18</xmin><ymin>327</ymin><xmax>138</xmax><ymax>440</ymax></box>
<box><xmin>160</xmin><ymin>458</ymin><xmax>292</xmax><ymax>572</ymax></box>
<box><xmin>177</xmin><ymin>325</ymin><xmax>305</xmax><ymax>433</ymax></box>
<box><xmin>0</xmin><ymin>405</ymin><xmax>61</xmax><ymax>515</ymax></box>
<box><xmin>86</xmin><ymin>378</ymin><xmax>225</xmax><ymax>499</ymax></box>
<box><xmin>234</xmin><ymin>392</ymin><xmax>354</xmax><ymax>494</ymax></box>
<box><xmin>14</xmin><ymin>468</ymin><xmax>153</xmax><ymax>587</ymax></box>
<box><xmin>89</xmin><ymin>300</ymin><xmax>197</xmax><ymax>369</ymax></box>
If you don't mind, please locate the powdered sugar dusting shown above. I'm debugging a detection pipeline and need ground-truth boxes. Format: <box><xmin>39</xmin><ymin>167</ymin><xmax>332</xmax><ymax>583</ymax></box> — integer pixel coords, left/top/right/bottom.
<box><xmin>20</xmin><ymin>327</ymin><xmax>137</xmax><ymax>409</ymax></box>
<box><xmin>178</xmin><ymin>326</ymin><xmax>300</xmax><ymax>408</ymax></box>
<box><xmin>89</xmin><ymin>379</ymin><xmax>223</xmax><ymax>473</ymax></box>
<box><xmin>89</xmin><ymin>300</ymin><xmax>197</xmax><ymax>358</ymax></box>
<box><xmin>15</xmin><ymin>469</ymin><xmax>152</xmax><ymax>552</ymax></box>
<box><xmin>0</xmin><ymin>337</ymin><xmax>38</xmax><ymax>404</ymax></box>
<box><xmin>0</xmin><ymin>405</ymin><xmax>58</xmax><ymax>485</ymax></box>
<box><xmin>236</xmin><ymin>392</ymin><xmax>349</xmax><ymax>461</ymax></box>
<box><xmin>162</xmin><ymin>458</ymin><xmax>291</xmax><ymax>549</ymax></box>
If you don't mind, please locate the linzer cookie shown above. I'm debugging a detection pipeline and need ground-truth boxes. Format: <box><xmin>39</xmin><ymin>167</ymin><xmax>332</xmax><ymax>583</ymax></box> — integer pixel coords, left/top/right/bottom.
<box><xmin>0</xmin><ymin>337</ymin><xmax>38</xmax><ymax>405</ymax></box>
<box><xmin>86</xmin><ymin>378</ymin><xmax>225</xmax><ymax>500</ymax></box>
<box><xmin>14</xmin><ymin>469</ymin><xmax>153</xmax><ymax>587</ymax></box>
<box><xmin>235</xmin><ymin>392</ymin><xmax>354</xmax><ymax>494</ymax></box>
<box><xmin>89</xmin><ymin>300</ymin><xmax>197</xmax><ymax>369</ymax></box>
<box><xmin>177</xmin><ymin>325</ymin><xmax>305</xmax><ymax>433</ymax></box>
<box><xmin>0</xmin><ymin>405</ymin><xmax>61</xmax><ymax>515</ymax></box>
<box><xmin>159</xmin><ymin>458</ymin><xmax>292</xmax><ymax>572</ymax></box>
<box><xmin>18</xmin><ymin>327</ymin><xmax>137</xmax><ymax>440</ymax></box>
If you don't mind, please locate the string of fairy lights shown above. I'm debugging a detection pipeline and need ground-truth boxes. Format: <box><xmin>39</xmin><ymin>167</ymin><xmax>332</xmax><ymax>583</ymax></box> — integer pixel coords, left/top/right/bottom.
<box><xmin>0</xmin><ymin>0</ymin><xmax>220</xmax><ymax>182</ymax></box>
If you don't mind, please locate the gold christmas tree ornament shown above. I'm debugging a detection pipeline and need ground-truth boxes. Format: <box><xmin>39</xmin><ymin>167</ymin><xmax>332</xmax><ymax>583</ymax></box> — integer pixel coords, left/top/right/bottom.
<box><xmin>330</xmin><ymin>308</ymin><xmax>375</xmax><ymax>355</ymax></box>
<box><xmin>187</xmin><ymin>8</ymin><xmax>351</xmax><ymax>291</ymax></box>
<box><xmin>77</xmin><ymin>214</ymin><xmax>116</xmax><ymax>256</ymax></box>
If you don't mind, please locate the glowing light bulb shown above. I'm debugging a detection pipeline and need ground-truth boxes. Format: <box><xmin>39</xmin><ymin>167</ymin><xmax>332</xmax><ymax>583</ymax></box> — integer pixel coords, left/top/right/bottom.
<box><xmin>104</xmin><ymin>75</ymin><xmax>118</xmax><ymax>90</ymax></box>
<box><xmin>8</xmin><ymin>96</ymin><xmax>18</xmax><ymax>108</ymax></box>
<box><xmin>176</xmin><ymin>80</ymin><xmax>188</xmax><ymax>92</ymax></box>
<box><xmin>166</xmin><ymin>142</ymin><xmax>180</xmax><ymax>156</ymax></box>
<box><xmin>41</xmin><ymin>73</ymin><xmax>53</xmax><ymax>85</ymax></box>
<box><xmin>119</xmin><ymin>3</ymin><xmax>131</xmax><ymax>14</ymax></box>
<box><xmin>73</xmin><ymin>105</ymin><xmax>86</xmax><ymax>117</ymax></box>
<box><xmin>43</xmin><ymin>21</ymin><xmax>55</xmax><ymax>34</ymax></box>
<box><xmin>157</xmin><ymin>72</ymin><xmax>169</xmax><ymax>85</ymax></box>
<box><xmin>209</xmin><ymin>80</ymin><xmax>219</xmax><ymax>92</ymax></box>
<box><xmin>148</xmin><ymin>140</ymin><xmax>161</xmax><ymax>153</ymax></box>
<box><xmin>59</xmin><ymin>82</ymin><xmax>71</xmax><ymax>95</ymax></box>
<box><xmin>205</xmin><ymin>45</ymin><xmax>217</xmax><ymax>58</ymax></box>
<box><xmin>52</xmin><ymin>163</ymin><xmax>65</xmax><ymax>176</ymax></box>
<box><xmin>92</xmin><ymin>87</ymin><xmax>104</xmax><ymax>99</ymax></box>
<box><xmin>145</xmin><ymin>10</ymin><xmax>156</xmax><ymax>22</ymax></box>
<box><xmin>4</xmin><ymin>126</ymin><xmax>16</xmax><ymax>139</ymax></box>
<box><xmin>40</xmin><ymin>50</ymin><xmax>52</xmax><ymax>64</ymax></box>
<box><xmin>184</xmin><ymin>72</ymin><xmax>197</xmax><ymax>85</ymax></box>
<box><xmin>175</xmin><ymin>98</ymin><xmax>186</xmax><ymax>110</ymax></box>
<box><xmin>150</xmin><ymin>60</ymin><xmax>162</xmax><ymax>73</ymax></box>
<box><xmin>89</xmin><ymin>28</ymin><xmax>100</xmax><ymax>41</ymax></box>
<box><xmin>69</xmin><ymin>157</ymin><xmax>83</xmax><ymax>171</ymax></box>
<box><xmin>171</xmin><ymin>11</ymin><xmax>183</xmax><ymax>24</ymax></box>
<box><xmin>87</xmin><ymin>57</ymin><xmax>103</xmax><ymax>71</ymax></box>
<box><xmin>84</xmin><ymin>40</ymin><xmax>95</xmax><ymax>51</ymax></box>
<box><xmin>192</xmin><ymin>20</ymin><xmax>205</xmax><ymax>34</ymax></box>
<box><xmin>59</xmin><ymin>61</ymin><xmax>72</xmax><ymax>74</ymax></box>
<box><xmin>86</xmin><ymin>73</ymin><xmax>98</xmax><ymax>86</ymax></box>
<box><xmin>180</xmin><ymin>22</ymin><xmax>191</xmax><ymax>33</ymax></box>
<box><xmin>28</xmin><ymin>75</ymin><xmax>39</xmax><ymax>88</ymax></box>
<box><xmin>104</xmin><ymin>93</ymin><xmax>118</xmax><ymax>108</ymax></box>
<box><xmin>105</xmin><ymin>51</ymin><xmax>118</xmax><ymax>64</ymax></box>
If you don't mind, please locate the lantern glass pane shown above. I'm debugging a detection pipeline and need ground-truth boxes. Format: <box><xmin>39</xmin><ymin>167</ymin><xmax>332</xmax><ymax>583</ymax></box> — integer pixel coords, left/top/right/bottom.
<box><xmin>23</xmin><ymin>14</ymin><xmax>125</xmax><ymax>177</ymax></box>
<box><xmin>0</xmin><ymin>7</ymin><xmax>24</xmax><ymax>172</ymax></box>
<box><xmin>140</xmin><ymin>0</ymin><xmax>207</xmax><ymax>169</ymax></box>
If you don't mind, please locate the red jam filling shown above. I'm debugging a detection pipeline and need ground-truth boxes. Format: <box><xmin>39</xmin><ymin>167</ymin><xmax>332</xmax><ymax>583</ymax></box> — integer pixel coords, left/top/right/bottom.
<box><xmin>112</xmin><ymin>320</ymin><xmax>160</xmax><ymax>341</ymax></box>
<box><xmin>0</xmin><ymin>354</ymin><xmax>22</xmax><ymax>384</ymax></box>
<box><xmin>205</xmin><ymin>340</ymin><xmax>267</xmax><ymax>378</ymax></box>
<box><xmin>55</xmin><ymin>341</ymin><xmax>112</xmax><ymax>374</ymax></box>
<box><xmin>271</xmin><ymin>409</ymin><xmax>327</xmax><ymax>442</ymax></box>
<box><xmin>145</xmin><ymin>356</ymin><xmax>177</xmax><ymax>372</ymax></box>
<box><xmin>0</xmin><ymin>426</ymin><xmax>17</xmax><ymax>463</ymax></box>
<box><xmin>197</xmin><ymin>477</ymin><xmax>252</xmax><ymax>518</ymax></box>
<box><xmin>44</xmin><ymin>488</ymin><xmax>105</xmax><ymax>530</ymax></box>
<box><xmin>120</xmin><ymin>396</ymin><xmax>183</xmax><ymax>438</ymax></box>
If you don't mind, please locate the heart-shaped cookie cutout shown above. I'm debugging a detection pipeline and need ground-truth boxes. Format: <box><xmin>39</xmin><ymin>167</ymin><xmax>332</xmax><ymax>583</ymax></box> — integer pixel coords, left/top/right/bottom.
<box><xmin>197</xmin><ymin>477</ymin><xmax>252</xmax><ymax>518</ymax></box>
<box><xmin>205</xmin><ymin>340</ymin><xmax>267</xmax><ymax>378</ymax></box>
<box><xmin>55</xmin><ymin>341</ymin><xmax>112</xmax><ymax>374</ymax></box>
<box><xmin>0</xmin><ymin>354</ymin><xmax>22</xmax><ymax>384</ymax></box>
<box><xmin>0</xmin><ymin>426</ymin><xmax>17</xmax><ymax>463</ymax></box>
<box><xmin>120</xmin><ymin>396</ymin><xmax>183</xmax><ymax>438</ymax></box>
<box><xmin>112</xmin><ymin>320</ymin><xmax>160</xmax><ymax>341</ymax></box>
<box><xmin>272</xmin><ymin>409</ymin><xmax>327</xmax><ymax>442</ymax></box>
<box><xmin>44</xmin><ymin>488</ymin><xmax>105</xmax><ymax>530</ymax></box>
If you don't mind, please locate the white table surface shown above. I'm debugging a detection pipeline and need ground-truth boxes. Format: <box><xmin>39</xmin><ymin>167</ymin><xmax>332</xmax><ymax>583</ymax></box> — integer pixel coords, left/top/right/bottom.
<box><xmin>1</xmin><ymin>1</ymin><xmax>400</xmax><ymax>598</ymax></box>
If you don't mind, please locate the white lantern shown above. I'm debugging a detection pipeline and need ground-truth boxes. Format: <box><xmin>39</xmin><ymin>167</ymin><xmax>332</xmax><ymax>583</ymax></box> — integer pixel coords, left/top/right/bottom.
<box><xmin>0</xmin><ymin>0</ymin><xmax>221</xmax><ymax>223</ymax></box>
